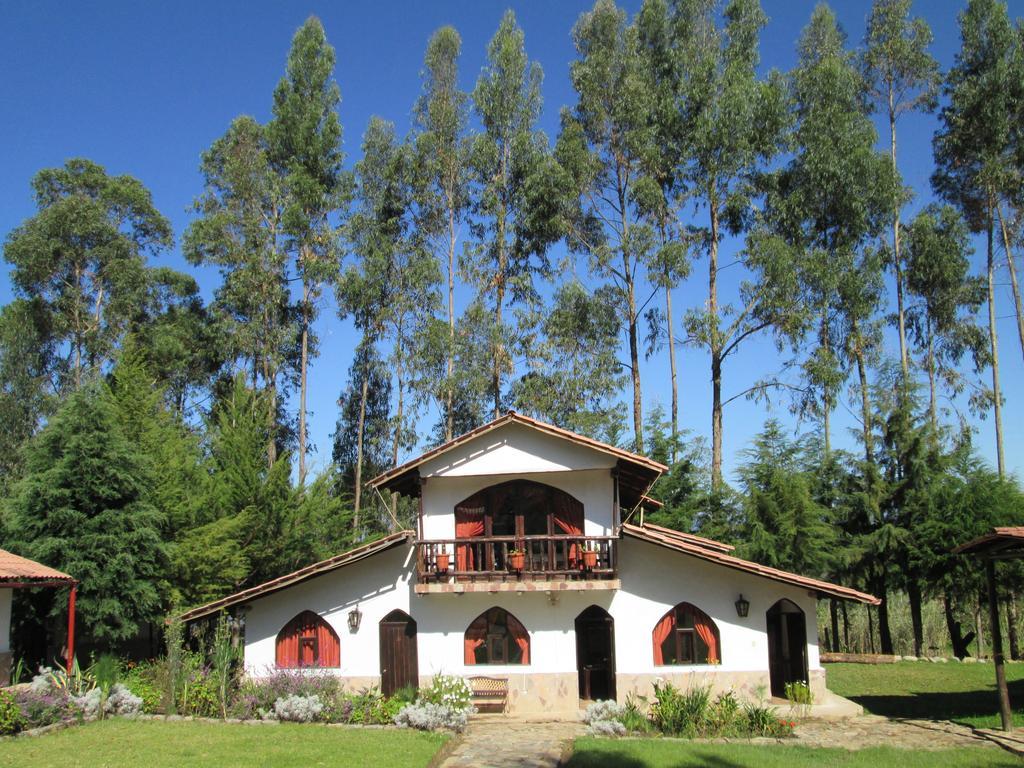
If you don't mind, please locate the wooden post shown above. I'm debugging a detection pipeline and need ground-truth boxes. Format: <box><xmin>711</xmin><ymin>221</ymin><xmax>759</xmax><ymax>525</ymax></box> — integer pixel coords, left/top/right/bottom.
<box><xmin>66</xmin><ymin>584</ymin><xmax>77</xmax><ymax>672</ymax></box>
<box><xmin>986</xmin><ymin>559</ymin><xmax>1013</xmax><ymax>731</ymax></box>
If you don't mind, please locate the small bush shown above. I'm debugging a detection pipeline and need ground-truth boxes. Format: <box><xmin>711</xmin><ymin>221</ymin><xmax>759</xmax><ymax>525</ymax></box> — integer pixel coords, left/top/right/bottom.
<box><xmin>394</xmin><ymin>701</ymin><xmax>470</xmax><ymax>732</ymax></box>
<box><xmin>619</xmin><ymin>694</ymin><xmax>651</xmax><ymax>734</ymax></box>
<box><xmin>73</xmin><ymin>684</ymin><xmax>142</xmax><ymax>719</ymax></box>
<box><xmin>651</xmin><ymin>682</ymin><xmax>711</xmax><ymax>737</ymax></box>
<box><xmin>582</xmin><ymin>699</ymin><xmax>627</xmax><ymax>736</ymax></box>
<box><xmin>122</xmin><ymin>662</ymin><xmax>164</xmax><ymax>714</ymax></box>
<box><xmin>648</xmin><ymin>683</ymin><xmax>793</xmax><ymax>739</ymax></box>
<box><xmin>0</xmin><ymin>691</ymin><xmax>27</xmax><ymax>735</ymax></box>
<box><xmin>14</xmin><ymin>689</ymin><xmax>80</xmax><ymax>729</ymax></box>
<box><xmin>418</xmin><ymin>675</ymin><xmax>472</xmax><ymax>711</ymax></box>
<box><xmin>392</xmin><ymin>684</ymin><xmax>418</xmax><ymax>704</ymax></box>
<box><xmin>272</xmin><ymin>694</ymin><xmax>324</xmax><ymax>723</ymax></box>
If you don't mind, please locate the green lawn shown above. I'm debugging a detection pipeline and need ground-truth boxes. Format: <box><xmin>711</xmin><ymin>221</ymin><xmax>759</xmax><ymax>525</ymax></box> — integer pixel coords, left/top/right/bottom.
<box><xmin>0</xmin><ymin>719</ymin><xmax>448</xmax><ymax>768</ymax></box>
<box><xmin>826</xmin><ymin>660</ymin><xmax>1024</xmax><ymax>729</ymax></box>
<box><xmin>566</xmin><ymin>738</ymin><xmax>1019</xmax><ymax>768</ymax></box>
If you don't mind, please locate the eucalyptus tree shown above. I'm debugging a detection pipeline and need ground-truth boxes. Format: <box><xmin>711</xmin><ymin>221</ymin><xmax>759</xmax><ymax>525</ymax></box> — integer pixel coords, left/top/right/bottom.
<box><xmin>184</xmin><ymin>115</ymin><xmax>296</xmax><ymax>465</ymax></box>
<box><xmin>3</xmin><ymin>158</ymin><xmax>174</xmax><ymax>391</ymax></box>
<box><xmin>557</xmin><ymin>0</ymin><xmax>657</xmax><ymax>452</ymax></box>
<box><xmin>267</xmin><ymin>17</ymin><xmax>349</xmax><ymax>485</ymax></box>
<box><xmin>861</xmin><ymin>0</ymin><xmax>940</xmax><ymax>389</ymax></box>
<box><xmin>468</xmin><ymin>11</ymin><xmax>559</xmax><ymax>418</ymax></box>
<box><xmin>412</xmin><ymin>26</ymin><xmax>472</xmax><ymax>441</ymax></box>
<box><xmin>933</xmin><ymin>0</ymin><xmax>1021</xmax><ymax>477</ymax></box>
<box><xmin>763</xmin><ymin>6</ymin><xmax>896</xmax><ymax>460</ymax></box>
<box><xmin>511</xmin><ymin>281</ymin><xmax>626</xmax><ymax>442</ymax></box>
<box><xmin>903</xmin><ymin>205</ymin><xmax>987</xmax><ymax>433</ymax></box>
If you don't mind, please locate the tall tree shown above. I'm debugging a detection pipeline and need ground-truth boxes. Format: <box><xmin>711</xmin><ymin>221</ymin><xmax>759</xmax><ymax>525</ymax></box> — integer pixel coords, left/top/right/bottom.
<box><xmin>764</xmin><ymin>6</ymin><xmax>896</xmax><ymax>459</ymax></box>
<box><xmin>469</xmin><ymin>10</ymin><xmax>558</xmax><ymax>418</ymax></box>
<box><xmin>933</xmin><ymin>0</ymin><xmax>1020</xmax><ymax>477</ymax></box>
<box><xmin>903</xmin><ymin>205</ymin><xmax>987</xmax><ymax>432</ymax></box>
<box><xmin>861</xmin><ymin>0</ymin><xmax>940</xmax><ymax>390</ymax></box>
<box><xmin>3</xmin><ymin>158</ymin><xmax>173</xmax><ymax>391</ymax></box>
<box><xmin>5</xmin><ymin>385</ymin><xmax>166</xmax><ymax>646</ymax></box>
<box><xmin>267</xmin><ymin>16</ymin><xmax>349</xmax><ymax>485</ymax></box>
<box><xmin>412</xmin><ymin>26</ymin><xmax>472</xmax><ymax>442</ymax></box>
<box><xmin>558</xmin><ymin>0</ymin><xmax>656</xmax><ymax>452</ymax></box>
<box><xmin>184</xmin><ymin>115</ymin><xmax>297</xmax><ymax>464</ymax></box>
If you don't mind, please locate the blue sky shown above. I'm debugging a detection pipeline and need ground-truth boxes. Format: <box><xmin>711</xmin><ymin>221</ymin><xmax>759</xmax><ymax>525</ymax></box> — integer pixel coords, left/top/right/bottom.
<box><xmin>1</xmin><ymin>0</ymin><xmax>1021</xmax><ymax>483</ymax></box>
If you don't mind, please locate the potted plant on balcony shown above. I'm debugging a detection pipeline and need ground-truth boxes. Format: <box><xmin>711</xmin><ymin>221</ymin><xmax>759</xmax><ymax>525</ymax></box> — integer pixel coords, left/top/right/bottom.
<box><xmin>582</xmin><ymin>543</ymin><xmax>598</xmax><ymax>570</ymax></box>
<box><xmin>508</xmin><ymin>548</ymin><xmax>526</xmax><ymax>573</ymax></box>
<box><xmin>435</xmin><ymin>548</ymin><xmax>450</xmax><ymax>575</ymax></box>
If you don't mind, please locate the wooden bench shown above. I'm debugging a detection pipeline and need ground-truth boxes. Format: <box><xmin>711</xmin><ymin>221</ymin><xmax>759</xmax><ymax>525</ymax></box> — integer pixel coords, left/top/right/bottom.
<box><xmin>468</xmin><ymin>675</ymin><xmax>508</xmax><ymax>713</ymax></box>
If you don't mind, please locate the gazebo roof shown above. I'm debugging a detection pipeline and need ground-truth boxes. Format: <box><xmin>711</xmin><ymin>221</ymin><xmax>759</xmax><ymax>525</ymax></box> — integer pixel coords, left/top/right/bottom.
<box><xmin>0</xmin><ymin>549</ymin><xmax>75</xmax><ymax>586</ymax></box>
<box><xmin>952</xmin><ymin>527</ymin><xmax>1024</xmax><ymax>559</ymax></box>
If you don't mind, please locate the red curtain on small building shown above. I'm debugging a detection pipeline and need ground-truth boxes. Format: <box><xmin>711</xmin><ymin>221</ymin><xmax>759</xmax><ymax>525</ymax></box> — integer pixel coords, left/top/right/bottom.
<box><xmin>464</xmin><ymin>613</ymin><xmax>487</xmax><ymax>664</ymax></box>
<box><xmin>276</xmin><ymin>611</ymin><xmax>340</xmax><ymax>668</ymax></box>
<box><xmin>455</xmin><ymin>491</ymin><xmax>486</xmax><ymax>572</ymax></box>
<box><xmin>652</xmin><ymin>612</ymin><xmax>674</xmax><ymax>665</ymax></box>
<box><xmin>464</xmin><ymin>608</ymin><xmax>530</xmax><ymax>665</ymax></box>
<box><xmin>692</xmin><ymin>606</ymin><xmax>719</xmax><ymax>664</ymax></box>
<box><xmin>552</xmin><ymin>493</ymin><xmax>585</xmax><ymax>567</ymax></box>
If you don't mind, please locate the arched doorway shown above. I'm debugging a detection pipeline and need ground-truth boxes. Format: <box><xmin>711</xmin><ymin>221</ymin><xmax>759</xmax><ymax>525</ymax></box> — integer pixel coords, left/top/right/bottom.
<box><xmin>766</xmin><ymin>599</ymin><xmax>808</xmax><ymax>698</ymax></box>
<box><xmin>575</xmin><ymin>605</ymin><xmax>615</xmax><ymax>702</ymax></box>
<box><xmin>379</xmin><ymin>609</ymin><xmax>418</xmax><ymax>696</ymax></box>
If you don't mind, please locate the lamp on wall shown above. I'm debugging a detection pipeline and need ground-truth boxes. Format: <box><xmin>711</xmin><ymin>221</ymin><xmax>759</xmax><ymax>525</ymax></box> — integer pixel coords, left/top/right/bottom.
<box><xmin>735</xmin><ymin>594</ymin><xmax>750</xmax><ymax>618</ymax></box>
<box><xmin>348</xmin><ymin>605</ymin><xmax>362</xmax><ymax>633</ymax></box>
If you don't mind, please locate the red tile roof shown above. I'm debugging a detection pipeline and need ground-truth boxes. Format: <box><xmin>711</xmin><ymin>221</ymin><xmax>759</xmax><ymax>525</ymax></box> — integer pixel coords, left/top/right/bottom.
<box><xmin>176</xmin><ymin>531</ymin><xmax>414</xmax><ymax>622</ymax></box>
<box><xmin>622</xmin><ymin>523</ymin><xmax>879</xmax><ymax>605</ymax></box>
<box><xmin>638</xmin><ymin>521</ymin><xmax>736</xmax><ymax>553</ymax></box>
<box><xmin>953</xmin><ymin>527</ymin><xmax>1024</xmax><ymax>556</ymax></box>
<box><xmin>0</xmin><ymin>549</ymin><xmax>74</xmax><ymax>585</ymax></box>
<box><xmin>369</xmin><ymin>411</ymin><xmax>668</xmax><ymax>490</ymax></box>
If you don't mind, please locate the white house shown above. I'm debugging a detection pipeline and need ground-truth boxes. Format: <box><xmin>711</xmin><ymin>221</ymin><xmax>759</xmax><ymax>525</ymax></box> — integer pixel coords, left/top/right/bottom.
<box><xmin>180</xmin><ymin>412</ymin><xmax>877</xmax><ymax>715</ymax></box>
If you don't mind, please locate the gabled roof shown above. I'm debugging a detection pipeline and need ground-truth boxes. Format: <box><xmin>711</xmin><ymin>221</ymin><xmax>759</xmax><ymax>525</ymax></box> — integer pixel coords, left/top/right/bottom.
<box><xmin>369</xmin><ymin>411</ymin><xmax>667</xmax><ymax>507</ymax></box>
<box><xmin>953</xmin><ymin>527</ymin><xmax>1024</xmax><ymax>558</ymax></box>
<box><xmin>638</xmin><ymin>521</ymin><xmax>735</xmax><ymax>553</ymax></box>
<box><xmin>177</xmin><ymin>531</ymin><xmax>413</xmax><ymax>623</ymax></box>
<box><xmin>0</xmin><ymin>549</ymin><xmax>75</xmax><ymax>586</ymax></box>
<box><xmin>622</xmin><ymin>523</ymin><xmax>879</xmax><ymax>605</ymax></box>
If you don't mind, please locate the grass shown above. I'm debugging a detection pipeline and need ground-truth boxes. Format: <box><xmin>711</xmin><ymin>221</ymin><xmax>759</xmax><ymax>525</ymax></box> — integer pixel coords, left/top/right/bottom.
<box><xmin>0</xmin><ymin>719</ymin><xmax>448</xmax><ymax>768</ymax></box>
<box><xmin>826</xmin><ymin>660</ymin><xmax>1024</xmax><ymax>729</ymax></box>
<box><xmin>565</xmin><ymin>738</ymin><xmax>1020</xmax><ymax>767</ymax></box>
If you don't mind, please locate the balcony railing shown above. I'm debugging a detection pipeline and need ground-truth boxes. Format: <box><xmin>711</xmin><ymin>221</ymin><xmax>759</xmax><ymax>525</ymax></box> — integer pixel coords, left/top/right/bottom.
<box><xmin>415</xmin><ymin>535</ymin><xmax>617</xmax><ymax>583</ymax></box>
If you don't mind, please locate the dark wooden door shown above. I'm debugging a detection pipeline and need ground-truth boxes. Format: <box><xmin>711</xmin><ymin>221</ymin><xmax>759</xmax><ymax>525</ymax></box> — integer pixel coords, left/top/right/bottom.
<box><xmin>766</xmin><ymin>600</ymin><xmax>808</xmax><ymax>698</ymax></box>
<box><xmin>379</xmin><ymin>610</ymin><xmax>418</xmax><ymax>696</ymax></box>
<box><xmin>575</xmin><ymin>605</ymin><xmax>616</xmax><ymax>701</ymax></box>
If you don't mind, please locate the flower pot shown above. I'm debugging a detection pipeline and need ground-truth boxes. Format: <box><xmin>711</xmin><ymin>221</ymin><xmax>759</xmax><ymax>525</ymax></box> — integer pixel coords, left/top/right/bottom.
<box><xmin>582</xmin><ymin>550</ymin><xmax>598</xmax><ymax>570</ymax></box>
<box><xmin>508</xmin><ymin>552</ymin><xmax>525</xmax><ymax>572</ymax></box>
<box><xmin>435</xmin><ymin>553</ymin><xmax>450</xmax><ymax>573</ymax></box>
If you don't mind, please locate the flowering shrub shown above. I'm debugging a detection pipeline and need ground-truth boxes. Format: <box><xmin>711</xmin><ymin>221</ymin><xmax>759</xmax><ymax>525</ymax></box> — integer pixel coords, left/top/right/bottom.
<box><xmin>0</xmin><ymin>691</ymin><xmax>26</xmax><ymax>735</ymax></box>
<box><xmin>271</xmin><ymin>694</ymin><xmax>324</xmax><ymax>723</ymax></box>
<box><xmin>72</xmin><ymin>684</ymin><xmax>142</xmax><ymax>719</ymax></box>
<box><xmin>394</xmin><ymin>701</ymin><xmax>470</xmax><ymax>732</ymax></box>
<box><xmin>418</xmin><ymin>675</ymin><xmax>473</xmax><ymax>711</ymax></box>
<box><xmin>13</xmin><ymin>688</ymin><xmax>81</xmax><ymax>728</ymax></box>
<box><xmin>231</xmin><ymin>671</ymin><xmax>341</xmax><ymax>721</ymax></box>
<box><xmin>583</xmin><ymin>700</ymin><xmax>627</xmax><ymax>737</ymax></box>
<box><xmin>645</xmin><ymin>683</ymin><xmax>795</xmax><ymax>739</ymax></box>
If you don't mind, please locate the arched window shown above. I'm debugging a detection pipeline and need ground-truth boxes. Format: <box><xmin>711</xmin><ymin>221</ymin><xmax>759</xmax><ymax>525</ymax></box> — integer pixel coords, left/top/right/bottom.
<box><xmin>464</xmin><ymin>607</ymin><xmax>530</xmax><ymax>665</ymax></box>
<box><xmin>652</xmin><ymin>603</ymin><xmax>720</xmax><ymax>665</ymax></box>
<box><xmin>276</xmin><ymin>611</ymin><xmax>340</xmax><ymax>668</ymax></box>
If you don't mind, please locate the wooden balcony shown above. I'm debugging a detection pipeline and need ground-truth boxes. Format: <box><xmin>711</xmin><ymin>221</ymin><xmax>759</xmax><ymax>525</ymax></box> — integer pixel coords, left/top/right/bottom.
<box><xmin>414</xmin><ymin>535</ymin><xmax>619</xmax><ymax>594</ymax></box>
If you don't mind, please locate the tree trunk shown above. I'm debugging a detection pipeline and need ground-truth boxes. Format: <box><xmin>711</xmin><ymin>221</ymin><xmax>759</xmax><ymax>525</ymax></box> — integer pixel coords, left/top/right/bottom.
<box><xmin>628</xmin><ymin>275</ymin><xmax>643</xmax><ymax>453</ymax></box>
<box><xmin>996</xmin><ymin>203</ymin><xmax>1024</xmax><ymax>362</ymax></box>
<box><xmin>986</xmin><ymin>208</ymin><xmax>1006</xmax><ymax>477</ymax></box>
<box><xmin>710</xmin><ymin>206</ymin><xmax>723</xmax><ymax>488</ymax></box>
<box><xmin>877</xmin><ymin>575</ymin><xmax>894</xmax><ymax>655</ymax></box>
<box><xmin>867</xmin><ymin>603</ymin><xmax>876</xmax><ymax>654</ymax></box>
<box><xmin>889</xmin><ymin>103</ymin><xmax>910</xmax><ymax>389</ymax></box>
<box><xmin>298</xmin><ymin>281</ymin><xmax>311</xmax><ymax>487</ymax></box>
<box><xmin>927</xmin><ymin>319</ymin><xmax>938</xmax><ymax>435</ymax></box>
<box><xmin>821</xmin><ymin>311</ymin><xmax>832</xmax><ymax>460</ymax></box>
<box><xmin>830</xmin><ymin>599</ymin><xmax>840</xmax><ymax>653</ymax></box>
<box><xmin>1007</xmin><ymin>592</ymin><xmax>1020</xmax><ymax>661</ymax></box>
<box><xmin>944</xmin><ymin>592</ymin><xmax>975</xmax><ymax>659</ymax></box>
<box><xmin>391</xmin><ymin>332</ymin><xmax>405</xmax><ymax>526</ymax></box>
<box><xmin>976</xmin><ymin>598</ymin><xmax>986</xmax><ymax>658</ymax></box>
<box><xmin>446</xmin><ymin>209</ymin><xmax>456</xmax><ymax>442</ymax></box>
<box><xmin>853</xmin><ymin>327</ymin><xmax>873</xmax><ymax>464</ymax></box>
<box><xmin>665</xmin><ymin>277</ymin><xmax>678</xmax><ymax>465</ymax></box>
<box><xmin>842</xmin><ymin>600</ymin><xmax>850</xmax><ymax>652</ymax></box>
<box><xmin>908</xmin><ymin>577</ymin><xmax>924</xmax><ymax>658</ymax></box>
<box><xmin>353</xmin><ymin>368</ymin><xmax>370</xmax><ymax>534</ymax></box>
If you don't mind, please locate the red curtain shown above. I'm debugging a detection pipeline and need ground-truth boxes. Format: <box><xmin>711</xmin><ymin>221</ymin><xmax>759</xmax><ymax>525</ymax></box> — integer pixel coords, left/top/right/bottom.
<box><xmin>455</xmin><ymin>491</ymin><xmax>486</xmax><ymax>571</ymax></box>
<box><xmin>652</xmin><ymin>611</ymin><xmax>674</xmax><ymax>665</ymax></box>
<box><xmin>507</xmin><ymin>612</ymin><xmax>530</xmax><ymax>664</ymax></box>
<box><xmin>276</xmin><ymin>611</ymin><xmax>340</xmax><ymax>668</ymax></box>
<box><xmin>552</xmin><ymin>493</ymin><xmax>584</xmax><ymax>567</ymax></box>
<box><xmin>464</xmin><ymin>609</ymin><xmax>530</xmax><ymax>665</ymax></box>
<box><xmin>692</xmin><ymin>606</ymin><xmax>719</xmax><ymax>664</ymax></box>
<box><xmin>464</xmin><ymin>614</ymin><xmax>487</xmax><ymax>664</ymax></box>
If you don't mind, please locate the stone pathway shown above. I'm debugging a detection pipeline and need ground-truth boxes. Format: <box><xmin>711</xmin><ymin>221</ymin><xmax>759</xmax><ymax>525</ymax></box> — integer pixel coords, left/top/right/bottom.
<box><xmin>440</xmin><ymin>716</ymin><xmax>585</xmax><ymax>768</ymax></box>
<box><xmin>793</xmin><ymin>714</ymin><xmax>998</xmax><ymax>752</ymax></box>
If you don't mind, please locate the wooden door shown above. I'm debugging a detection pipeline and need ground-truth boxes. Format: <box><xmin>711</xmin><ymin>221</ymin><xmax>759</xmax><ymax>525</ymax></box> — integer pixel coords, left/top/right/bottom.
<box><xmin>379</xmin><ymin>610</ymin><xmax>418</xmax><ymax>697</ymax></box>
<box><xmin>766</xmin><ymin>600</ymin><xmax>808</xmax><ymax>698</ymax></box>
<box><xmin>575</xmin><ymin>605</ymin><xmax>616</xmax><ymax>701</ymax></box>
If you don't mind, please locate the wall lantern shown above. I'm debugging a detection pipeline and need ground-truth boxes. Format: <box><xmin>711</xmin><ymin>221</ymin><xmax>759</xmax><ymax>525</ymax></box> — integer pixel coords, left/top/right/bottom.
<box><xmin>348</xmin><ymin>605</ymin><xmax>362</xmax><ymax>633</ymax></box>
<box><xmin>735</xmin><ymin>594</ymin><xmax>750</xmax><ymax>618</ymax></box>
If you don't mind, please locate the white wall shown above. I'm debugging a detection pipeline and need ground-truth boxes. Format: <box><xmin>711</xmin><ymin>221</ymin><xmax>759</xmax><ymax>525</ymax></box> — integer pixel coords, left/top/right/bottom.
<box><xmin>242</xmin><ymin>537</ymin><xmax>821</xmax><ymax>680</ymax></box>
<box><xmin>421</xmin><ymin>469</ymin><xmax>615</xmax><ymax>540</ymax></box>
<box><xmin>0</xmin><ymin>588</ymin><xmax>11</xmax><ymax>654</ymax></box>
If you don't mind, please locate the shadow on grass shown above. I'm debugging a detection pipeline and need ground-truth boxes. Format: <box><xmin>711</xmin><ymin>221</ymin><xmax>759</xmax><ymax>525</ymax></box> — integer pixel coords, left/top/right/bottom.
<box><xmin>845</xmin><ymin>676</ymin><xmax>1024</xmax><ymax>725</ymax></box>
<box><xmin>564</xmin><ymin>751</ymin><xmax>746</xmax><ymax>768</ymax></box>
